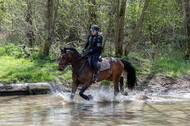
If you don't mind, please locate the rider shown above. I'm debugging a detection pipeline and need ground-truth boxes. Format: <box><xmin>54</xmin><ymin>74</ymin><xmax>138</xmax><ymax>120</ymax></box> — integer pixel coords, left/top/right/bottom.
<box><xmin>82</xmin><ymin>25</ymin><xmax>103</xmax><ymax>82</ymax></box>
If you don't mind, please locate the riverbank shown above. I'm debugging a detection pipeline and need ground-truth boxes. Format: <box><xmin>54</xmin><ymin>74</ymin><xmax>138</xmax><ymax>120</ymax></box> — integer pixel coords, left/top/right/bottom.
<box><xmin>0</xmin><ymin>43</ymin><xmax>189</xmax><ymax>95</ymax></box>
<box><xmin>1</xmin><ymin>74</ymin><xmax>189</xmax><ymax>96</ymax></box>
<box><xmin>137</xmin><ymin>74</ymin><xmax>190</xmax><ymax>96</ymax></box>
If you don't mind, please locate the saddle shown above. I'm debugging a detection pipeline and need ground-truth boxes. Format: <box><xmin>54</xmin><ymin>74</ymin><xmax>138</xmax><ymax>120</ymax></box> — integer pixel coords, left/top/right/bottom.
<box><xmin>88</xmin><ymin>56</ymin><xmax>111</xmax><ymax>72</ymax></box>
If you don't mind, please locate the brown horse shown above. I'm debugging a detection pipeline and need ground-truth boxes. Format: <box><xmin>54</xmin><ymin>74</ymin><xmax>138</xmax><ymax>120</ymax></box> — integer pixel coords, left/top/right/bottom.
<box><xmin>58</xmin><ymin>47</ymin><xmax>136</xmax><ymax>100</ymax></box>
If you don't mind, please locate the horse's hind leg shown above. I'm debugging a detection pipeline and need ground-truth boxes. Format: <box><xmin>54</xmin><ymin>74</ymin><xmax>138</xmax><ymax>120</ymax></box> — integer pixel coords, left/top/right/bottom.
<box><xmin>113</xmin><ymin>71</ymin><xmax>123</xmax><ymax>99</ymax></box>
<box><xmin>119</xmin><ymin>76</ymin><xmax>128</xmax><ymax>96</ymax></box>
<box><xmin>79</xmin><ymin>83</ymin><xmax>93</xmax><ymax>100</ymax></box>
<box><xmin>113</xmin><ymin>80</ymin><xmax>119</xmax><ymax>99</ymax></box>
<box><xmin>119</xmin><ymin>76</ymin><xmax>124</xmax><ymax>93</ymax></box>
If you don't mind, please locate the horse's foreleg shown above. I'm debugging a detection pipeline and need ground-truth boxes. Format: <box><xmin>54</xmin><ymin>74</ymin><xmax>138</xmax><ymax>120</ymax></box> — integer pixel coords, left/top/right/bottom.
<box><xmin>79</xmin><ymin>84</ymin><xmax>92</xmax><ymax>100</ymax></box>
<box><xmin>70</xmin><ymin>82</ymin><xmax>79</xmax><ymax>100</ymax></box>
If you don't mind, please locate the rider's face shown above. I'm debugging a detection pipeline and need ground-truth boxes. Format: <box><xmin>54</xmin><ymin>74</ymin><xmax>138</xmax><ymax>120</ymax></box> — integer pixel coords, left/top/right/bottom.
<box><xmin>91</xmin><ymin>30</ymin><xmax>98</xmax><ymax>35</ymax></box>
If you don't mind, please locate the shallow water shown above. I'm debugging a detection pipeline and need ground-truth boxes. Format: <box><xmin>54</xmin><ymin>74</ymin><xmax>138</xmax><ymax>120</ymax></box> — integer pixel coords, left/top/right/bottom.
<box><xmin>0</xmin><ymin>89</ymin><xmax>190</xmax><ymax>126</ymax></box>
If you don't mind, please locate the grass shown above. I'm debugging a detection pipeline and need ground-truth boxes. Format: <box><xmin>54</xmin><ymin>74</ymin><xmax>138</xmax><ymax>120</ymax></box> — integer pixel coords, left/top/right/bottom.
<box><xmin>0</xmin><ymin>42</ymin><xmax>189</xmax><ymax>84</ymax></box>
<box><xmin>154</xmin><ymin>57</ymin><xmax>190</xmax><ymax>76</ymax></box>
<box><xmin>0</xmin><ymin>43</ymin><xmax>72</xmax><ymax>84</ymax></box>
<box><xmin>127</xmin><ymin>54</ymin><xmax>190</xmax><ymax>77</ymax></box>
<box><xmin>0</xmin><ymin>55</ymin><xmax>60</xmax><ymax>84</ymax></box>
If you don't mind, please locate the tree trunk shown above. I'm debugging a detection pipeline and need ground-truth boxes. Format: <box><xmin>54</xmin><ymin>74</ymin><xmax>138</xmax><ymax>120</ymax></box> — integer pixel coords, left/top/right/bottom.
<box><xmin>87</xmin><ymin>0</ymin><xmax>97</xmax><ymax>34</ymax></box>
<box><xmin>26</xmin><ymin>0</ymin><xmax>35</xmax><ymax>48</ymax></box>
<box><xmin>115</xmin><ymin>0</ymin><xmax>127</xmax><ymax>56</ymax></box>
<box><xmin>90</xmin><ymin>0</ymin><xmax>97</xmax><ymax>25</ymax></box>
<box><xmin>124</xmin><ymin>0</ymin><xmax>150</xmax><ymax>56</ymax></box>
<box><xmin>42</xmin><ymin>0</ymin><xmax>59</xmax><ymax>55</ymax></box>
<box><xmin>181</xmin><ymin>0</ymin><xmax>190</xmax><ymax>60</ymax></box>
<box><xmin>102</xmin><ymin>1</ymin><xmax>114</xmax><ymax>50</ymax></box>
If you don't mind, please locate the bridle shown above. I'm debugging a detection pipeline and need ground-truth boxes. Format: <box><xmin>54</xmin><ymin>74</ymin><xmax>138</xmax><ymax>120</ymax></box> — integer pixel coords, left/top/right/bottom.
<box><xmin>59</xmin><ymin>48</ymin><xmax>89</xmax><ymax>77</ymax></box>
<box><xmin>59</xmin><ymin>49</ymin><xmax>87</xmax><ymax>66</ymax></box>
<box><xmin>59</xmin><ymin>49</ymin><xmax>71</xmax><ymax>66</ymax></box>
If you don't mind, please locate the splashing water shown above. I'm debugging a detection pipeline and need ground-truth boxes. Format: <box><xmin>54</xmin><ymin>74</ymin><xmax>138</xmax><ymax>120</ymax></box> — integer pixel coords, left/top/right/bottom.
<box><xmin>54</xmin><ymin>85</ymin><xmax>190</xmax><ymax>104</ymax></box>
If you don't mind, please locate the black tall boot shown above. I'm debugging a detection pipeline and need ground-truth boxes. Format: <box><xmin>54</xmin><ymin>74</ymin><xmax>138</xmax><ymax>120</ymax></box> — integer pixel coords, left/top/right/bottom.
<box><xmin>92</xmin><ymin>72</ymin><xmax>98</xmax><ymax>82</ymax></box>
<box><xmin>92</xmin><ymin>64</ymin><xmax>98</xmax><ymax>82</ymax></box>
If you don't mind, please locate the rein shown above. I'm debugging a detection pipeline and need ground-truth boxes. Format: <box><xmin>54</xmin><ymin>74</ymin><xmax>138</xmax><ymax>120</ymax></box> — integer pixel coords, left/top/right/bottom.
<box><xmin>72</xmin><ymin>53</ymin><xmax>87</xmax><ymax>63</ymax></box>
<box><xmin>59</xmin><ymin>50</ymin><xmax>87</xmax><ymax>66</ymax></box>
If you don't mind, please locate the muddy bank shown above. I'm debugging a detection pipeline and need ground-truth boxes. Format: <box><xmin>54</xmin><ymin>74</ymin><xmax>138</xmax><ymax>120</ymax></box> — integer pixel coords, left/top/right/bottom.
<box><xmin>137</xmin><ymin>74</ymin><xmax>190</xmax><ymax>96</ymax></box>
<box><xmin>86</xmin><ymin>74</ymin><xmax>190</xmax><ymax>98</ymax></box>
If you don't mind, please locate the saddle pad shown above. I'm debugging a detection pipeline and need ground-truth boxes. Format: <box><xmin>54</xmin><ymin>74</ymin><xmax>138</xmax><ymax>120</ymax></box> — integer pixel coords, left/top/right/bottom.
<box><xmin>99</xmin><ymin>58</ymin><xmax>111</xmax><ymax>72</ymax></box>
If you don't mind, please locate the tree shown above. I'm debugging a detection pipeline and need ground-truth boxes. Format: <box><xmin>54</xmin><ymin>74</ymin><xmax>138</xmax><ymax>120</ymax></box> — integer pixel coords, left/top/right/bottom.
<box><xmin>124</xmin><ymin>0</ymin><xmax>150</xmax><ymax>56</ymax></box>
<box><xmin>89</xmin><ymin>0</ymin><xmax>97</xmax><ymax>26</ymax></box>
<box><xmin>102</xmin><ymin>0</ymin><xmax>114</xmax><ymax>50</ymax></box>
<box><xmin>181</xmin><ymin>0</ymin><xmax>190</xmax><ymax>60</ymax></box>
<box><xmin>26</xmin><ymin>0</ymin><xmax>35</xmax><ymax>48</ymax></box>
<box><xmin>86</xmin><ymin>0</ymin><xmax>97</xmax><ymax>35</ymax></box>
<box><xmin>0</xmin><ymin>1</ymin><xmax>4</xmax><ymax>30</ymax></box>
<box><xmin>114</xmin><ymin>0</ymin><xmax>127</xmax><ymax>56</ymax></box>
<box><xmin>41</xmin><ymin>0</ymin><xmax>59</xmax><ymax>55</ymax></box>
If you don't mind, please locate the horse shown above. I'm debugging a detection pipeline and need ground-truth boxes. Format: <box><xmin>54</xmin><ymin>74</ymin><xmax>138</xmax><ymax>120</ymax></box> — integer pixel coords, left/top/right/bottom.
<box><xmin>58</xmin><ymin>47</ymin><xmax>136</xmax><ymax>100</ymax></box>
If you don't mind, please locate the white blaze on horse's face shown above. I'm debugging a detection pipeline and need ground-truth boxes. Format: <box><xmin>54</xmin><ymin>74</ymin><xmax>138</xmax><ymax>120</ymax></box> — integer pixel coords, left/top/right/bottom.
<box><xmin>58</xmin><ymin>53</ymin><xmax>68</xmax><ymax>71</ymax></box>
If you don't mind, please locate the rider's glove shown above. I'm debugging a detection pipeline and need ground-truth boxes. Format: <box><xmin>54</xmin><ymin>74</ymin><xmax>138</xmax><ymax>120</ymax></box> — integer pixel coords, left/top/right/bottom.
<box><xmin>87</xmin><ymin>49</ymin><xmax>93</xmax><ymax>54</ymax></box>
<box><xmin>82</xmin><ymin>48</ymin><xmax>85</xmax><ymax>53</ymax></box>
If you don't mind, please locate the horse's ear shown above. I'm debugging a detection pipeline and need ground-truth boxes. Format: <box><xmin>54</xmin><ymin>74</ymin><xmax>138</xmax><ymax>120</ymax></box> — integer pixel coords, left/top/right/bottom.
<box><xmin>64</xmin><ymin>47</ymin><xmax>67</xmax><ymax>52</ymax></box>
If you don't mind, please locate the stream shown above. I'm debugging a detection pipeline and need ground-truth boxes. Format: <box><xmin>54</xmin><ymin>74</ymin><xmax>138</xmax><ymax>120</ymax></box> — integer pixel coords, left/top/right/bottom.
<box><xmin>0</xmin><ymin>88</ymin><xmax>190</xmax><ymax>126</ymax></box>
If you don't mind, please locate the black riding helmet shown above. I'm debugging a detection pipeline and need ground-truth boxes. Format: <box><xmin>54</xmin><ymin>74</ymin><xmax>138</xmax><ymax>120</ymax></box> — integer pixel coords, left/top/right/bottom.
<box><xmin>90</xmin><ymin>25</ymin><xmax>99</xmax><ymax>31</ymax></box>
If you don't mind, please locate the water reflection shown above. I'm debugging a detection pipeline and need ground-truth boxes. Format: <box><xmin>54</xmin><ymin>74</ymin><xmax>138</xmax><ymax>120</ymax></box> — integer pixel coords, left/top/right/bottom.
<box><xmin>0</xmin><ymin>95</ymin><xmax>190</xmax><ymax>126</ymax></box>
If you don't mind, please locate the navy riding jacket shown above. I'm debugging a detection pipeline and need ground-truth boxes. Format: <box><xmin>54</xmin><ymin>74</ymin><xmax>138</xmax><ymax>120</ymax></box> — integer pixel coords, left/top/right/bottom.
<box><xmin>84</xmin><ymin>33</ymin><xmax>103</xmax><ymax>54</ymax></box>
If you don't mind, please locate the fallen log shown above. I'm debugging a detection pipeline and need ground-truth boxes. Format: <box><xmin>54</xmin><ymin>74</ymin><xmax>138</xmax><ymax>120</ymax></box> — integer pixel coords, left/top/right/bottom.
<box><xmin>0</xmin><ymin>83</ymin><xmax>52</xmax><ymax>96</ymax></box>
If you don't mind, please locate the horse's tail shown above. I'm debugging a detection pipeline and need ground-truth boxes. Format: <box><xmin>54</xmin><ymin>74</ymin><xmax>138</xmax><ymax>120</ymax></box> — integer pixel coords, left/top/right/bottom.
<box><xmin>120</xmin><ymin>59</ymin><xmax>136</xmax><ymax>90</ymax></box>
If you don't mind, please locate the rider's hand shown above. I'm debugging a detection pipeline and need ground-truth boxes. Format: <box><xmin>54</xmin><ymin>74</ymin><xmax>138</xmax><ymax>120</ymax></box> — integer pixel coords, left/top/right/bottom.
<box><xmin>82</xmin><ymin>49</ymin><xmax>85</xmax><ymax>53</ymax></box>
<box><xmin>87</xmin><ymin>49</ymin><xmax>93</xmax><ymax>54</ymax></box>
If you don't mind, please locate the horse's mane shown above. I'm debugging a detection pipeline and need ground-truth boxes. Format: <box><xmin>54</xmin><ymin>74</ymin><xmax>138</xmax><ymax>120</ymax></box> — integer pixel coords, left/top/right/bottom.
<box><xmin>65</xmin><ymin>47</ymin><xmax>82</xmax><ymax>56</ymax></box>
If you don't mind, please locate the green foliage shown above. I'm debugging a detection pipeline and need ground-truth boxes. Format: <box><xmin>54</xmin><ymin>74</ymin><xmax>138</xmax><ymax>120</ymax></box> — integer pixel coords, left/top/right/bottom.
<box><xmin>154</xmin><ymin>58</ymin><xmax>190</xmax><ymax>76</ymax></box>
<box><xmin>61</xmin><ymin>67</ymin><xmax>72</xmax><ymax>82</ymax></box>
<box><xmin>127</xmin><ymin>50</ymin><xmax>190</xmax><ymax>77</ymax></box>
<box><xmin>0</xmin><ymin>55</ymin><xmax>57</xmax><ymax>83</ymax></box>
<box><xmin>0</xmin><ymin>43</ymin><xmax>73</xmax><ymax>84</ymax></box>
<box><xmin>100</xmin><ymin>80</ymin><xmax>112</xmax><ymax>85</ymax></box>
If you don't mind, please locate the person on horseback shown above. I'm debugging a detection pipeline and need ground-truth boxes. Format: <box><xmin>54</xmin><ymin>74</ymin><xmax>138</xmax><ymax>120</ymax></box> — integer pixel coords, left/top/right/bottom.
<box><xmin>82</xmin><ymin>25</ymin><xmax>103</xmax><ymax>82</ymax></box>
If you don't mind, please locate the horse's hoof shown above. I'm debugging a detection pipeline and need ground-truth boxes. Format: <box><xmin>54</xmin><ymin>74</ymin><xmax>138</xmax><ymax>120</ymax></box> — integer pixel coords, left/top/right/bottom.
<box><xmin>88</xmin><ymin>95</ymin><xmax>93</xmax><ymax>100</ymax></box>
<box><xmin>92</xmin><ymin>80</ymin><xmax>96</xmax><ymax>83</ymax></box>
<box><xmin>113</xmin><ymin>96</ymin><xmax>117</xmax><ymax>100</ymax></box>
<box><xmin>122</xmin><ymin>92</ymin><xmax>128</xmax><ymax>96</ymax></box>
<box><xmin>70</xmin><ymin>93</ymin><xmax>75</xmax><ymax>100</ymax></box>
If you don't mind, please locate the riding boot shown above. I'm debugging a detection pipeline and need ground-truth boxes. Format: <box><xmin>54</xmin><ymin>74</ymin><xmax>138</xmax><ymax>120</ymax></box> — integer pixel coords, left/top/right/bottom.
<box><xmin>92</xmin><ymin>53</ymin><xmax>100</xmax><ymax>82</ymax></box>
<box><xmin>92</xmin><ymin>64</ymin><xmax>98</xmax><ymax>82</ymax></box>
<box><xmin>92</xmin><ymin>72</ymin><xmax>98</xmax><ymax>82</ymax></box>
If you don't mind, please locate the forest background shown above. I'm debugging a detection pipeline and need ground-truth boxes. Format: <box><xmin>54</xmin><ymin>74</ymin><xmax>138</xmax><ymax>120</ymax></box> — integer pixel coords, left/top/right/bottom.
<box><xmin>0</xmin><ymin>0</ymin><xmax>189</xmax><ymax>86</ymax></box>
